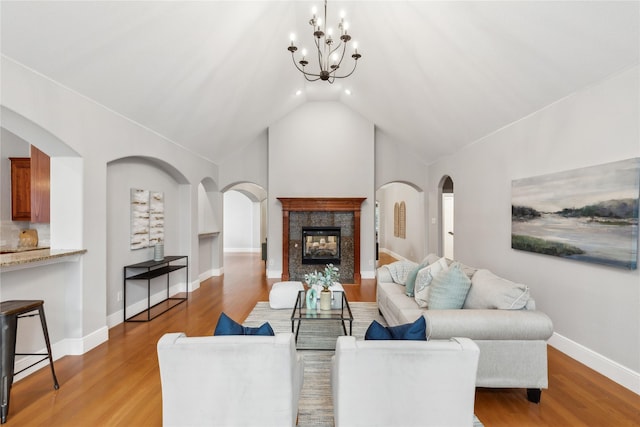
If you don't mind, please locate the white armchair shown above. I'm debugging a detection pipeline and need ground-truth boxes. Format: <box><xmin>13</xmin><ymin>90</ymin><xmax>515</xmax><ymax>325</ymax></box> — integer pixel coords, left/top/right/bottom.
<box><xmin>332</xmin><ymin>336</ymin><xmax>479</xmax><ymax>427</ymax></box>
<box><xmin>157</xmin><ymin>332</ymin><xmax>304</xmax><ymax>427</ymax></box>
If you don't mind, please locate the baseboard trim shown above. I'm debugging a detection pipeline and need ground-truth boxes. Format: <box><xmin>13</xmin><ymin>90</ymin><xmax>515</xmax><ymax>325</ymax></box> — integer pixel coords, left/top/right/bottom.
<box><xmin>66</xmin><ymin>326</ymin><xmax>109</xmax><ymax>355</ymax></box>
<box><xmin>199</xmin><ymin>268</ymin><xmax>224</xmax><ymax>282</ymax></box>
<box><xmin>223</xmin><ymin>248</ymin><xmax>260</xmax><ymax>253</ymax></box>
<box><xmin>188</xmin><ymin>279</ymin><xmax>200</xmax><ymax>292</ymax></box>
<box><xmin>107</xmin><ymin>283</ymin><xmax>187</xmax><ymax>328</ymax></box>
<box><xmin>267</xmin><ymin>269</ymin><xmax>283</xmax><ymax>279</ymax></box>
<box><xmin>548</xmin><ymin>332</ymin><xmax>640</xmax><ymax>395</ymax></box>
<box><xmin>379</xmin><ymin>247</ymin><xmax>408</xmax><ymax>261</ymax></box>
<box><xmin>13</xmin><ymin>326</ymin><xmax>109</xmax><ymax>383</ymax></box>
<box><xmin>199</xmin><ymin>270</ymin><xmax>213</xmax><ymax>282</ymax></box>
<box><xmin>360</xmin><ymin>271</ymin><xmax>376</xmax><ymax>279</ymax></box>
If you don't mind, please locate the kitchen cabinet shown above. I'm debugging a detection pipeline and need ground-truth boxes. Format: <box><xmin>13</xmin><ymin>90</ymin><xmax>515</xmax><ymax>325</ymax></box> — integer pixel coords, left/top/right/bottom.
<box><xmin>9</xmin><ymin>146</ymin><xmax>50</xmax><ymax>223</ymax></box>
<box><xmin>9</xmin><ymin>158</ymin><xmax>30</xmax><ymax>221</ymax></box>
<box><xmin>30</xmin><ymin>146</ymin><xmax>50</xmax><ymax>223</ymax></box>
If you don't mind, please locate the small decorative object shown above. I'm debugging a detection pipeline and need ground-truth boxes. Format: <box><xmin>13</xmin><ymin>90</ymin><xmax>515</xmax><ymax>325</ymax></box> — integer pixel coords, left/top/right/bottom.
<box><xmin>18</xmin><ymin>229</ymin><xmax>38</xmax><ymax>248</ymax></box>
<box><xmin>304</xmin><ymin>264</ymin><xmax>340</xmax><ymax>311</ymax></box>
<box><xmin>305</xmin><ymin>287</ymin><xmax>317</xmax><ymax>309</ymax></box>
<box><xmin>320</xmin><ymin>289</ymin><xmax>332</xmax><ymax>311</ymax></box>
<box><xmin>153</xmin><ymin>242</ymin><xmax>164</xmax><ymax>261</ymax></box>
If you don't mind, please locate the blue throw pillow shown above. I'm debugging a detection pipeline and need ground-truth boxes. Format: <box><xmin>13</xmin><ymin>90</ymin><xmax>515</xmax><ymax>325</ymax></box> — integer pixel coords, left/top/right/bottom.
<box><xmin>213</xmin><ymin>312</ymin><xmax>274</xmax><ymax>336</ymax></box>
<box><xmin>365</xmin><ymin>316</ymin><xmax>426</xmax><ymax>341</ymax></box>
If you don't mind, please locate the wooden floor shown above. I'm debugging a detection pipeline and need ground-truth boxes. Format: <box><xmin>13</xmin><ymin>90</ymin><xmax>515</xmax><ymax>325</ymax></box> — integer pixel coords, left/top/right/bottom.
<box><xmin>6</xmin><ymin>252</ymin><xmax>640</xmax><ymax>426</ymax></box>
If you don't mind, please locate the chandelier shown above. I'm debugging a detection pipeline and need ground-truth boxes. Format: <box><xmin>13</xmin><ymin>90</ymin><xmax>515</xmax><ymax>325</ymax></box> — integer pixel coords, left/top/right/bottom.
<box><xmin>287</xmin><ymin>0</ymin><xmax>362</xmax><ymax>83</ymax></box>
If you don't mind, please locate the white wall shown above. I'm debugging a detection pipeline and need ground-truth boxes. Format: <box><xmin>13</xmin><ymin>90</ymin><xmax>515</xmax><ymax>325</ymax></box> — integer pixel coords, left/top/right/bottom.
<box><xmin>268</xmin><ymin>101</ymin><xmax>376</xmax><ymax>279</ymax></box>
<box><xmin>1</xmin><ymin>57</ymin><xmax>219</xmax><ymax>355</ymax></box>
<box><xmin>375</xmin><ymin>131</ymin><xmax>429</xmax><ymax>190</ymax></box>
<box><xmin>223</xmin><ymin>190</ymin><xmax>260</xmax><ymax>252</ymax></box>
<box><xmin>218</xmin><ymin>131</ymin><xmax>268</xmax><ymax>191</ymax></box>
<box><xmin>376</xmin><ymin>183</ymin><xmax>425</xmax><ymax>262</ymax></box>
<box><xmin>198</xmin><ymin>182</ymin><xmax>220</xmax><ymax>233</ymax></box>
<box><xmin>428</xmin><ymin>66</ymin><xmax>640</xmax><ymax>393</ymax></box>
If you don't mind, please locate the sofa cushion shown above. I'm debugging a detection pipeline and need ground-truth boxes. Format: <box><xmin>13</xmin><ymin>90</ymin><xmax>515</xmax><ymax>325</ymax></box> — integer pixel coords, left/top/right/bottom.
<box><xmin>463</xmin><ymin>269</ymin><xmax>530</xmax><ymax>310</ymax></box>
<box><xmin>420</xmin><ymin>253</ymin><xmax>442</xmax><ymax>266</ymax></box>
<box><xmin>404</xmin><ymin>261</ymin><xmax>429</xmax><ymax>297</ymax></box>
<box><xmin>365</xmin><ymin>316</ymin><xmax>426</xmax><ymax>340</ymax></box>
<box><xmin>382</xmin><ymin>260</ymin><xmax>418</xmax><ymax>285</ymax></box>
<box><xmin>385</xmin><ymin>290</ymin><xmax>421</xmax><ymax>323</ymax></box>
<box><xmin>414</xmin><ymin>257</ymin><xmax>449</xmax><ymax>308</ymax></box>
<box><xmin>459</xmin><ymin>263</ymin><xmax>478</xmax><ymax>279</ymax></box>
<box><xmin>427</xmin><ymin>262</ymin><xmax>472</xmax><ymax>310</ymax></box>
<box><xmin>214</xmin><ymin>312</ymin><xmax>275</xmax><ymax>336</ymax></box>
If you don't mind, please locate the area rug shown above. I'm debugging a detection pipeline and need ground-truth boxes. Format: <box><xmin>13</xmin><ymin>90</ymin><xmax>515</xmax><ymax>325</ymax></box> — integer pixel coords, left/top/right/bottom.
<box><xmin>244</xmin><ymin>302</ymin><xmax>484</xmax><ymax>427</ymax></box>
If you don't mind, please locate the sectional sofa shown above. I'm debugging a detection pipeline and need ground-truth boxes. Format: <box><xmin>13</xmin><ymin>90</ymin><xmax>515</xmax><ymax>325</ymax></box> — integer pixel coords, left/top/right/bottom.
<box><xmin>376</xmin><ymin>254</ymin><xmax>554</xmax><ymax>402</ymax></box>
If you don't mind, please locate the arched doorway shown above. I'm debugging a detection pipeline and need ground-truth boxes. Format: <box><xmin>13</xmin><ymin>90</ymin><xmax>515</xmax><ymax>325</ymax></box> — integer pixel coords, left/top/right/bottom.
<box><xmin>376</xmin><ymin>181</ymin><xmax>424</xmax><ymax>262</ymax></box>
<box><xmin>439</xmin><ymin>176</ymin><xmax>454</xmax><ymax>259</ymax></box>
<box><xmin>221</xmin><ymin>182</ymin><xmax>267</xmax><ymax>265</ymax></box>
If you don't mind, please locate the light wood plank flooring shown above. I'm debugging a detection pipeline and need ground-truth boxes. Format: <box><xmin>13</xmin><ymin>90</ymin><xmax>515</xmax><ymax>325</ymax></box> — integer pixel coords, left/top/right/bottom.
<box><xmin>5</xmin><ymin>253</ymin><xmax>639</xmax><ymax>426</ymax></box>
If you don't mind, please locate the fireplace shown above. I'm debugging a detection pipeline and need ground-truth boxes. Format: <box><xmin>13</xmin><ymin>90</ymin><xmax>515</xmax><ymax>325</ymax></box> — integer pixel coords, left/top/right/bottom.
<box><xmin>302</xmin><ymin>227</ymin><xmax>341</xmax><ymax>265</ymax></box>
<box><xmin>278</xmin><ymin>197</ymin><xmax>366</xmax><ymax>283</ymax></box>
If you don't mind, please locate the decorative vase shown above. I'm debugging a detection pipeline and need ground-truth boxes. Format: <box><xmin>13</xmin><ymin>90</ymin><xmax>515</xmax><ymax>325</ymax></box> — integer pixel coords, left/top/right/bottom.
<box><xmin>320</xmin><ymin>290</ymin><xmax>332</xmax><ymax>311</ymax></box>
<box><xmin>153</xmin><ymin>243</ymin><xmax>164</xmax><ymax>261</ymax></box>
<box><xmin>306</xmin><ymin>288</ymin><xmax>317</xmax><ymax>309</ymax></box>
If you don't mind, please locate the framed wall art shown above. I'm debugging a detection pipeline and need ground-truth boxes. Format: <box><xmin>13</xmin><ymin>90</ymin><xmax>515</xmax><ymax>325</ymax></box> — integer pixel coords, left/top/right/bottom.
<box><xmin>511</xmin><ymin>158</ymin><xmax>639</xmax><ymax>269</ymax></box>
<box><xmin>130</xmin><ymin>188</ymin><xmax>164</xmax><ymax>250</ymax></box>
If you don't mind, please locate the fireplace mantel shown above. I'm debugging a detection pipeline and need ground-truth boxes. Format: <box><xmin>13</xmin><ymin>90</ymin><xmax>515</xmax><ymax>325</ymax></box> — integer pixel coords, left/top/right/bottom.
<box><xmin>278</xmin><ymin>197</ymin><xmax>366</xmax><ymax>283</ymax></box>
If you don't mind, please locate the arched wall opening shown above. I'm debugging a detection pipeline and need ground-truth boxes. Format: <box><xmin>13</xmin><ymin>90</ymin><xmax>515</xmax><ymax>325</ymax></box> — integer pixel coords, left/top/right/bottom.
<box><xmin>222</xmin><ymin>182</ymin><xmax>267</xmax><ymax>257</ymax></box>
<box><xmin>375</xmin><ymin>181</ymin><xmax>424</xmax><ymax>262</ymax></box>
<box><xmin>438</xmin><ymin>175</ymin><xmax>455</xmax><ymax>259</ymax></box>
<box><xmin>198</xmin><ymin>177</ymin><xmax>222</xmax><ymax>282</ymax></box>
<box><xmin>106</xmin><ymin>155</ymin><xmax>190</xmax><ymax>325</ymax></box>
<box><xmin>1</xmin><ymin>107</ymin><xmax>83</xmax><ymax>250</ymax></box>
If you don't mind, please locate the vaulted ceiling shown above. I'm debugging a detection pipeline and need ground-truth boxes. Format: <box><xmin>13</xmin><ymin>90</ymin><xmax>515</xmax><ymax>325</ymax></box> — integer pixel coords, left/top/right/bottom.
<box><xmin>1</xmin><ymin>1</ymin><xmax>638</xmax><ymax>165</ymax></box>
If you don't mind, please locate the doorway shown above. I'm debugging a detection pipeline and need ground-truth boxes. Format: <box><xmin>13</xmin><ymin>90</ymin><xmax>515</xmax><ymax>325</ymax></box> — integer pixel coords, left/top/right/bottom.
<box><xmin>440</xmin><ymin>176</ymin><xmax>454</xmax><ymax>259</ymax></box>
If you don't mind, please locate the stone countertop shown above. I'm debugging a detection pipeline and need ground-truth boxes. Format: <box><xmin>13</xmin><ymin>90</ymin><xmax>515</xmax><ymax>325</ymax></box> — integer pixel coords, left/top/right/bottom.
<box><xmin>0</xmin><ymin>248</ymin><xmax>87</xmax><ymax>270</ymax></box>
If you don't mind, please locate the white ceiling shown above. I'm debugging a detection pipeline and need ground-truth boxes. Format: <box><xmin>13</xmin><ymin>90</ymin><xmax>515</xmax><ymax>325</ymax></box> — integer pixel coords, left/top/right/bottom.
<box><xmin>1</xmin><ymin>1</ymin><xmax>638</xmax><ymax>164</ymax></box>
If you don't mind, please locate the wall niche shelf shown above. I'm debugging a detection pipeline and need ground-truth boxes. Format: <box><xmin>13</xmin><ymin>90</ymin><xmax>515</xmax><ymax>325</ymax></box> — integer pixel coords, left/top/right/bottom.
<box><xmin>123</xmin><ymin>255</ymin><xmax>188</xmax><ymax>322</ymax></box>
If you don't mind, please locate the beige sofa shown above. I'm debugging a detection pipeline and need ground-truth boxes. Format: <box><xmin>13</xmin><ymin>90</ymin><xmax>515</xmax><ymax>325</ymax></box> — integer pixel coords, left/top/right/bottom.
<box><xmin>377</xmin><ymin>254</ymin><xmax>554</xmax><ymax>403</ymax></box>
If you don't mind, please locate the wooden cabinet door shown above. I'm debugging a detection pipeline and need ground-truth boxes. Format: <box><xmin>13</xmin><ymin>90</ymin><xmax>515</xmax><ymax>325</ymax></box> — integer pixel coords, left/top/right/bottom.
<box><xmin>10</xmin><ymin>157</ymin><xmax>31</xmax><ymax>221</ymax></box>
<box><xmin>30</xmin><ymin>145</ymin><xmax>50</xmax><ymax>223</ymax></box>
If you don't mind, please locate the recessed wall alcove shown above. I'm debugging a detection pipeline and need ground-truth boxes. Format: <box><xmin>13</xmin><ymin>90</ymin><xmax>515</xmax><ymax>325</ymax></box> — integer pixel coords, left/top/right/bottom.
<box><xmin>278</xmin><ymin>197</ymin><xmax>366</xmax><ymax>284</ymax></box>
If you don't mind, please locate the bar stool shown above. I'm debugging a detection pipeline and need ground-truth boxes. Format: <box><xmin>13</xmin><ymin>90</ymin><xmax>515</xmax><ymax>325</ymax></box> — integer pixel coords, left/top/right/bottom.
<box><xmin>0</xmin><ymin>300</ymin><xmax>59</xmax><ymax>424</ymax></box>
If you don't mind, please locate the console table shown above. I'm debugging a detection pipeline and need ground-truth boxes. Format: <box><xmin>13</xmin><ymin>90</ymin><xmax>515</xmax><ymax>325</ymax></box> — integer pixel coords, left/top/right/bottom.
<box><xmin>123</xmin><ymin>256</ymin><xmax>188</xmax><ymax>322</ymax></box>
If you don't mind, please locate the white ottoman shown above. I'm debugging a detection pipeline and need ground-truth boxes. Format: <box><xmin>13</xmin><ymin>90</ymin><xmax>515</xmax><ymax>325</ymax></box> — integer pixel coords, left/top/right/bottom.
<box><xmin>269</xmin><ymin>281</ymin><xmax>304</xmax><ymax>309</ymax></box>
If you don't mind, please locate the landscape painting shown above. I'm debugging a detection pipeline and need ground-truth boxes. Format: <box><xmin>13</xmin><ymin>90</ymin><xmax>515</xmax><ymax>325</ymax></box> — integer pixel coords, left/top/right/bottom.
<box><xmin>512</xmin><ymin>158</ymin><xmax>639</xmax><ymax>269</ymax></box>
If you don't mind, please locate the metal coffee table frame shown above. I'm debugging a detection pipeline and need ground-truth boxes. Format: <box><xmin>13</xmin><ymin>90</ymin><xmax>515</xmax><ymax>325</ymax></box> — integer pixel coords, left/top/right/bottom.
<box><xmin>291</xmin><ymin>290</ymin><xmax>353</xmax><ymax>344</ymax></box>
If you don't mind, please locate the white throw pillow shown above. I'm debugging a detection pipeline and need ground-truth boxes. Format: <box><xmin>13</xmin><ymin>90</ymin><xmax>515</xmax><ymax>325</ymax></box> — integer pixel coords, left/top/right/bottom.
<box><xmin>414</xmin><ymin>257</ymin><xmax>449</xmax><ymax>308</ymax></box>
<box><xmin>463</xmin><ymin>269</ymin><xmax>530</xmax><ymax>309</ymax></box>
<box><xmin>383</xmin><ymin>260</ymin><xmax>419</xmax><ymax>285</ymax></box>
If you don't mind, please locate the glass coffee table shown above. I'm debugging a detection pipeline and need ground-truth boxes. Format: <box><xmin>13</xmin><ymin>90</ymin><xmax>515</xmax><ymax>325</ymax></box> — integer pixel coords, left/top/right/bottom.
<box><xmin>291</xmin><ymin>289</ymin><xmax>353</xmax><ymax>350</ymax></box>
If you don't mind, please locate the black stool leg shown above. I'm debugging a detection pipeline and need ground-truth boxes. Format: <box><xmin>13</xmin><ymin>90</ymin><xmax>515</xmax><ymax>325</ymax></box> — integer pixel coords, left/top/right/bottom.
<box><xmin>37</xmin><ymin>306</ymin><xmax>59</xmax><ymax>390</ymax></box>
<box><xmin>0</xmin><ymin>314</ymin><xmax>18</xmax><ymax>424</ymax></box>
